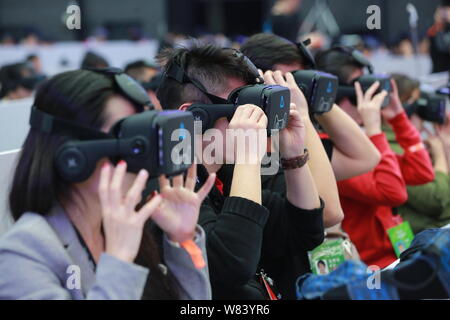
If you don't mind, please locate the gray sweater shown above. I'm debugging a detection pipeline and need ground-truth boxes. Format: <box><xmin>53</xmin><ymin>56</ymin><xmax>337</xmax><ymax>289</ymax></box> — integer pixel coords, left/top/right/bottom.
<box><xmin>0</xmin><ymin>206</ymin><xmax>211</xmax><ymax>300</ymax></box>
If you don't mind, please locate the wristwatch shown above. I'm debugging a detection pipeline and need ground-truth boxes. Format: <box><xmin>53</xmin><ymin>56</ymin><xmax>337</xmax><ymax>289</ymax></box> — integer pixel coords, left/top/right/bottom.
<box><xmin>280</xmin><ymin>149</ymin><xmax>309</xmax><ymax>170</ymax></box>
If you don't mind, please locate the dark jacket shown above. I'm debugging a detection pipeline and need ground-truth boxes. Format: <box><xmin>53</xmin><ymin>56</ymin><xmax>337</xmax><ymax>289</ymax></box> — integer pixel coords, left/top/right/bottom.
<box><xmin>205</xmin><ymin>164</ymin><xmax>324</xmax><ymax>300</ymax></box>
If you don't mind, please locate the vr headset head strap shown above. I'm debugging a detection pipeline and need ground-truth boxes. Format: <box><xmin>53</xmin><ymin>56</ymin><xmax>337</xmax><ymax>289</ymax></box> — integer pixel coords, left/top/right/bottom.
<box><xmin>29</xmin><ymin>107</ymin><xmax>113</xmax><ymax>141</ymax></box>
<box><xmin>332</xmin><ymin>46</ymin><xmax>374</xmax><ymax>74</ymax></box>
<box><xmin>296</xmin><ymin>38</ymin><xmax>317</xmax><ymax>69</ymax></box>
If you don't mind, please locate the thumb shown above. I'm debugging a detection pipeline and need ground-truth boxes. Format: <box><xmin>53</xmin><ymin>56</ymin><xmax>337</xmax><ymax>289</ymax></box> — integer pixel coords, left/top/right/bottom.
<box><xmin>137</xmin><ymin>194</ymin><xmax>163</xmax><ymax>224</ymax></box>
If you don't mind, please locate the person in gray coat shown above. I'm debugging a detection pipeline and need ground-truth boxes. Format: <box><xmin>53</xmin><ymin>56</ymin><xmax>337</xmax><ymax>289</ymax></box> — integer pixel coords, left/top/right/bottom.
<box><xmin>0</xmin><ymin>69</ymin><xmax>215</xmax><ymax>300</ymax></box>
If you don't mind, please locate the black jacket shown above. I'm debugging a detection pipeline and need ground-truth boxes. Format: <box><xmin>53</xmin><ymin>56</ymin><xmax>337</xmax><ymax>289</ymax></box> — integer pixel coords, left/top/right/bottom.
<box><xmin>198</xmin><ymin>164</ymin><xmax>324</xmax><ymax>300</ymax></box>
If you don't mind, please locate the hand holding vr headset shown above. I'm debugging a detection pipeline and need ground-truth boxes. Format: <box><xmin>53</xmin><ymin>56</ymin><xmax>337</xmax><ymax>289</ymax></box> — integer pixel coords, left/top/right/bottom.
<box><xmin>227</xmin><ymin>104</ymin><xmax>269</xmax><ymax>165</ymax></box>
<box><xmin>354</xmin><ymin>81</ymin><xmax>388</xmax><ymax>137</ymax></box>
<box><xmin>262</xmin><ymin>69</ymin><xmax>307</xmax><ymax>159</ymax></box>
<box><xmin>380</xmin><ymin>79</ymin><xmax>406</xmax><ymax>121</ymax></box>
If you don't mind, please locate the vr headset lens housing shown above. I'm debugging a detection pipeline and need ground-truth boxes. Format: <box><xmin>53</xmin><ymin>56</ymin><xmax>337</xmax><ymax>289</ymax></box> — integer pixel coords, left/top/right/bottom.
<box><xmin>405</xmin><ymin>92</ymin><xmax>447</xmax><ymax>124</ymax></box>
<box><xmin>292</xmin><ymin>70</ymin><xmax>338</xmax><ymax>114</ymax></box>
<box><xmin>30</xmin><ymin>108</ymin><xmax>194</xmax><ymax>182</ymax></box>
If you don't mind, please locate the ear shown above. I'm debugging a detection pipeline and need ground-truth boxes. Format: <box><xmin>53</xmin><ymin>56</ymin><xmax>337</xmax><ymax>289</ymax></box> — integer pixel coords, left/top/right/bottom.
<box><xmin>179</xmin><ymin>103</ymin><xmax>193</xmax><ymax>111</ymax></box>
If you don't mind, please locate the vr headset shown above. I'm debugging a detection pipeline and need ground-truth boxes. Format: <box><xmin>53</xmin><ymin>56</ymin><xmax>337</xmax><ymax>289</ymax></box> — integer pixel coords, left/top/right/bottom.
<box><xmin>333</xmin><ymin>47</ymin><xmax>392</xmax><ymax>108</ymax></box>
<box><xmin>160</xmin><ymin>48</ymin><xmax>290</xmax><ymax>136</ymax></box>
<box><xmin>404</xmin><ymin>91</ymin><xmax>447</xmax><ymax>124</ymax></box>
<box><xmin>292</xmin><ymin>39</ymin><xmax>339</xmax><ymax>114</ymax></box>
<box><xmin>29</xmin><ymin>68</ymin><xmax>194</xmax><ymax>183</ymax></box>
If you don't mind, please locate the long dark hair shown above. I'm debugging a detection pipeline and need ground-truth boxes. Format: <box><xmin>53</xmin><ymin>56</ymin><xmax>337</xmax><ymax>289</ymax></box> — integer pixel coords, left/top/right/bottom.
<box><xmin>9</xmin><ymin>69</ymin><xmax>179</xmax><ymax>299</ymax></box>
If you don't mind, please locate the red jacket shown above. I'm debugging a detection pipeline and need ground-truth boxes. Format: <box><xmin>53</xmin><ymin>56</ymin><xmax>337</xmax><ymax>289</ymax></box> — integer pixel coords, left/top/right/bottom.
<box><xmin>338</xmin><ymin>112</ymin><xmax>434</xmax><ymax>268</ymax></box>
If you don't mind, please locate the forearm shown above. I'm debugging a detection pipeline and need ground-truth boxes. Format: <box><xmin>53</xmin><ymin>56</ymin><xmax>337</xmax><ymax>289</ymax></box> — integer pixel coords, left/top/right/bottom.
<box><xmin>284</xmin><ymin>163</ymin><xmax>321</xmax><ymax>210</ymax></box>
<box><xmin>316</xmin><ymin>104</ymin><xmax>381</xmax><ymax>175</ymax></box>
<box><xmin>303</xmin><ymin>116</ymin><xmax>343</xmax><ymax>225</ymax></box>
<box><xmin>230</xmin><ymin>164</ymin><xmax>262</xmax><ymax>205</ymax></box>
<box><xmin>444</xmin><ymin>146</ymin><xmax>450</xmax><ymax>173</ymax></box>
<box><xmin>434</xmin><ymin>150</ymin><xmax>449</xmax><ymax>174</ymax></box>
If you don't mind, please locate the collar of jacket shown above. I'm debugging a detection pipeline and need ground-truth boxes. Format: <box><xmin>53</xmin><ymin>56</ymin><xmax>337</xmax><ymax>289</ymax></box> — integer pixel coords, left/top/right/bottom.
<box><xmin>45</xmin><ymin>204</ymin><xmax>96</xmax><ymax>296</ymax></box>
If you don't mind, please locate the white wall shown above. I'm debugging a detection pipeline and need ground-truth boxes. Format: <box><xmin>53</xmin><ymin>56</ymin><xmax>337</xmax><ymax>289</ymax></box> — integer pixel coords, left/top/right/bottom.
<box><xmin>0</xmin><ymin>97</ymin><xmax>33</xmax><ymax>236</ymax></box>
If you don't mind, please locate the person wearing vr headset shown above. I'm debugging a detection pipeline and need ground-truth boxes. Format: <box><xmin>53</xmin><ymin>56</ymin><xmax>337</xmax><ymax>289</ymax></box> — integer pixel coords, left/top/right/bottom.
<box><xmin>0</xmin><ymin>69</ymin><xmax>215</xmax><ymax>300</ymax></box>
<box><xmin>241</xmin><ymin>33</ymin><xmax>383</xmax><ymax>229</ymax></box>
<box><xmin>315</xmin><ymin>47</ymin><xmax>435</xmax><ymax>268</ymax></box>
<box><xmin>388</xmin><ymin>74</ymin><xmax>450</xmax><ymax>234</ymax></box>
<box><xmin>156</xmin><ymin>44</ymin><xmax>324</xmax><ymax>300</ymax></box>
<box><xmin>124</xmin><ymin>60</ymin><xmax>163</xmax><ymax>110</ymax></box>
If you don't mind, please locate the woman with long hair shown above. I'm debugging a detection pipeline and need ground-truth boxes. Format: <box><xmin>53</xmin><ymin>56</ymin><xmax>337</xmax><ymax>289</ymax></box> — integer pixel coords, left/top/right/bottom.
<box><xmin>0</xmin><ymin>69</ymin><xmax>215</xmax><ymax>300</ymax></box>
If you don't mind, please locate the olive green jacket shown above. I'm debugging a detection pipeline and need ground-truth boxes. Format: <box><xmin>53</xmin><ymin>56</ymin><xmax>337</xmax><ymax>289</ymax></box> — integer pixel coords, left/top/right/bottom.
<box><xmin>385</xmin><ymin>125</ymin><xmax>450</xmax><ymax>233</ymax></box>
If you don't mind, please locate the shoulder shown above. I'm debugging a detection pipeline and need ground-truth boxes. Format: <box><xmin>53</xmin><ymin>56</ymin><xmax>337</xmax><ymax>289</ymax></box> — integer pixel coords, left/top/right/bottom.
<box><xmin>0</xmin><ymin>212</ymin><xmax>69</xmax><ymax>269</ymax></box>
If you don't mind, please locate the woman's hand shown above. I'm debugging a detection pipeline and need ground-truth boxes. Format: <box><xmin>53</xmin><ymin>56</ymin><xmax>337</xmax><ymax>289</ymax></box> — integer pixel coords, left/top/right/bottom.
<box><xmin>99</xmin><ymin>161</ymin><xmax>163</xmax><ymax>263</ymax></box>
<box><xmin>153</xmin><ymin>165</ymin><xmax>216</xmax><ymax>243</ymax></box>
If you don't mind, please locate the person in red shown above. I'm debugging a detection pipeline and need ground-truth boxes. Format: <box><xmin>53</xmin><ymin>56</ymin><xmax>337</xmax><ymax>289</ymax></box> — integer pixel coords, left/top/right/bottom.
<box><xmin>316</xmin><ymin>48</ymin><xmax>435</xmax><ymax>268</ymax></box>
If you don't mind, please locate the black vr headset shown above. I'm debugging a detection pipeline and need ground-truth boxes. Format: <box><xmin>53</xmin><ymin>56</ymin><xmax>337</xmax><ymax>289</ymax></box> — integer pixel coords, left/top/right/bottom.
<box><xmin>404</xmin><ymin>91</ymin><xmax>447</xmax><ymax>124</ymax></box>
<box><xmin>332</xmin><ymin>47</ymin><xmax>392</xmax><ymax>108</ymax></box>
<box><xmin>292</xmin><ymin>39</ymin><xmax>339</xmax><ymax>115</ymax></box>
<box><xmin>29</xmin><ymin>68</ymin><xmax>194</xmax><ymax>183</ymax></box>
<box><xmin>160</xmin><ymin>48</ymin><xmax>290</xmax><ymax>136</ymax></box>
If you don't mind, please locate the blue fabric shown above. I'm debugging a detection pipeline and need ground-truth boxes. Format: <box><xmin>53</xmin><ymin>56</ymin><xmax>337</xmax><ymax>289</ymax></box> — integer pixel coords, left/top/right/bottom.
<box><xmin>400</xmin><ymin>229</ymin><xmax>448</xmax><ymax>262</ymax></box>
<box><xmin>296</xmin><ymin>229</ymin><xmax>450</xmax><ymax>300</ymax></box>
<box><xmin>296</xmin><ymin>260</ymin><xmax>369</xmax><ymax>300</ymax></box>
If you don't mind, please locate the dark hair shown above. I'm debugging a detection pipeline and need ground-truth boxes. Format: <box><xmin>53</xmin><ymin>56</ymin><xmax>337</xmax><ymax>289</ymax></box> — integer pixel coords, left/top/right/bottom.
<box><xmin>316</xmin><ymin>48</ymin><xmax>363</xmax><ymax>84</ymax></box>
<box><xmin>317</xmin><ymin>260</ymin><xmax>326</xmax><ymax>267</ymax></box>
<box><xmin>156</xmin><ymin>44</ymin><xmax>256</xmax><ymax>110</ymax></box>
<box><xmin>0</xmin><ymin>63</ymin><xmax>32</xmax><ymax>98</ymax></box>
<box><xmin>26</xmin><ymin>54</ymin><xmax>39</xmax><ymax>62</ymax></box>
<box><xmin>124</xmin><ymin>60</ymin><xmax>159</xmax><ymax>83</ymax></box>
<box><xmin>391</xmin><ymin>73</ymin><xmax>420</xmax><ymax>104</ymax></box>
<box><xmin>240</xmin><ymin>33</ymin><xmax>304</xmax><ymax>72</ymax></box>
<box><xmin>9</xmin><ymin>69</ymin><xmax>178</xmax><ymax>299</ymax></box>
<box><xmin>80</xmin><ymin>51</ymin><xmax>109</xmax><ymax>69</ymax></box>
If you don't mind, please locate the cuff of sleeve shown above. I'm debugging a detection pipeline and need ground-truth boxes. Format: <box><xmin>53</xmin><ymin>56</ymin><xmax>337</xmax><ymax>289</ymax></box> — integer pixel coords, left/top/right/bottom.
<box><xmin>96</xmin><ymin>253</ymin><xmax>149</xmax><ymax>300</ymax></box>
<box><xmin>387</xmin><ymin>110</ymin><xmax>408</xmax><ymax>127</ymax></box>
<box><xmin>287</xmin><ymin>198</ymin><xmax>325</xmax><ymax>234</ymax></box>
<box><xmin>222</xmin><ymin>197</ymin><xmax>270</xmax><ymax>227</ymax></box>
<box><xmin>369</xmin><ymin>133</ymin><xmax>391</xmax><ymax>152</ymax></box>
<box><xmin>164</xmin><ymin>225</ymin><xmax>206</xmax><ymax>248</ymax></box>
<box><xmin>286</xmin><ymin>197</ymin><xmax>325</xmax><ymax>215</ymax></box>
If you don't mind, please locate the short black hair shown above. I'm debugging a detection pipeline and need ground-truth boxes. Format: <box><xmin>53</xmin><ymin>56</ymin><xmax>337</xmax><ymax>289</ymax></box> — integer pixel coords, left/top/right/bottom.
<box><xmin>124</xmin><ymin>60</ymin><xmax>159</xmax><ymax>82</ymax></box>
<box><xmin>316</xmin><ymin>48</ymin><xmax>363</xmax><ymax>84</ymax></box>
<box><xmin>240</xmin><ymin>33</ymin><xmax>304</xmax><ymax>72</ymax></box>
<box><xmin>80</xmin><ymin>51</ymin><xmax>109</xmax><ymax>69</ymax></box>
<box><xmin>317</xmin><ymin>260</ymin><xmax>326</xmax><ymax>267</ymax></box>
<box><xmin>0</xmin><ymin>62</ymin><xmax>33</xmax><ymax>98</ymax></box>
<box><xmin>156</xmin><ymin>44</ymin><xmax>257</xmax><ymax>110</ymax></box>
<box><xmin>391</xmin><ymin>73</ymin><xmax>420</xmax><ymax>103</ymax></box>
<box><xmin>26</xmin><ymin>54</ymin><xmax>39</xmax><ymax>61</ymax></box>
